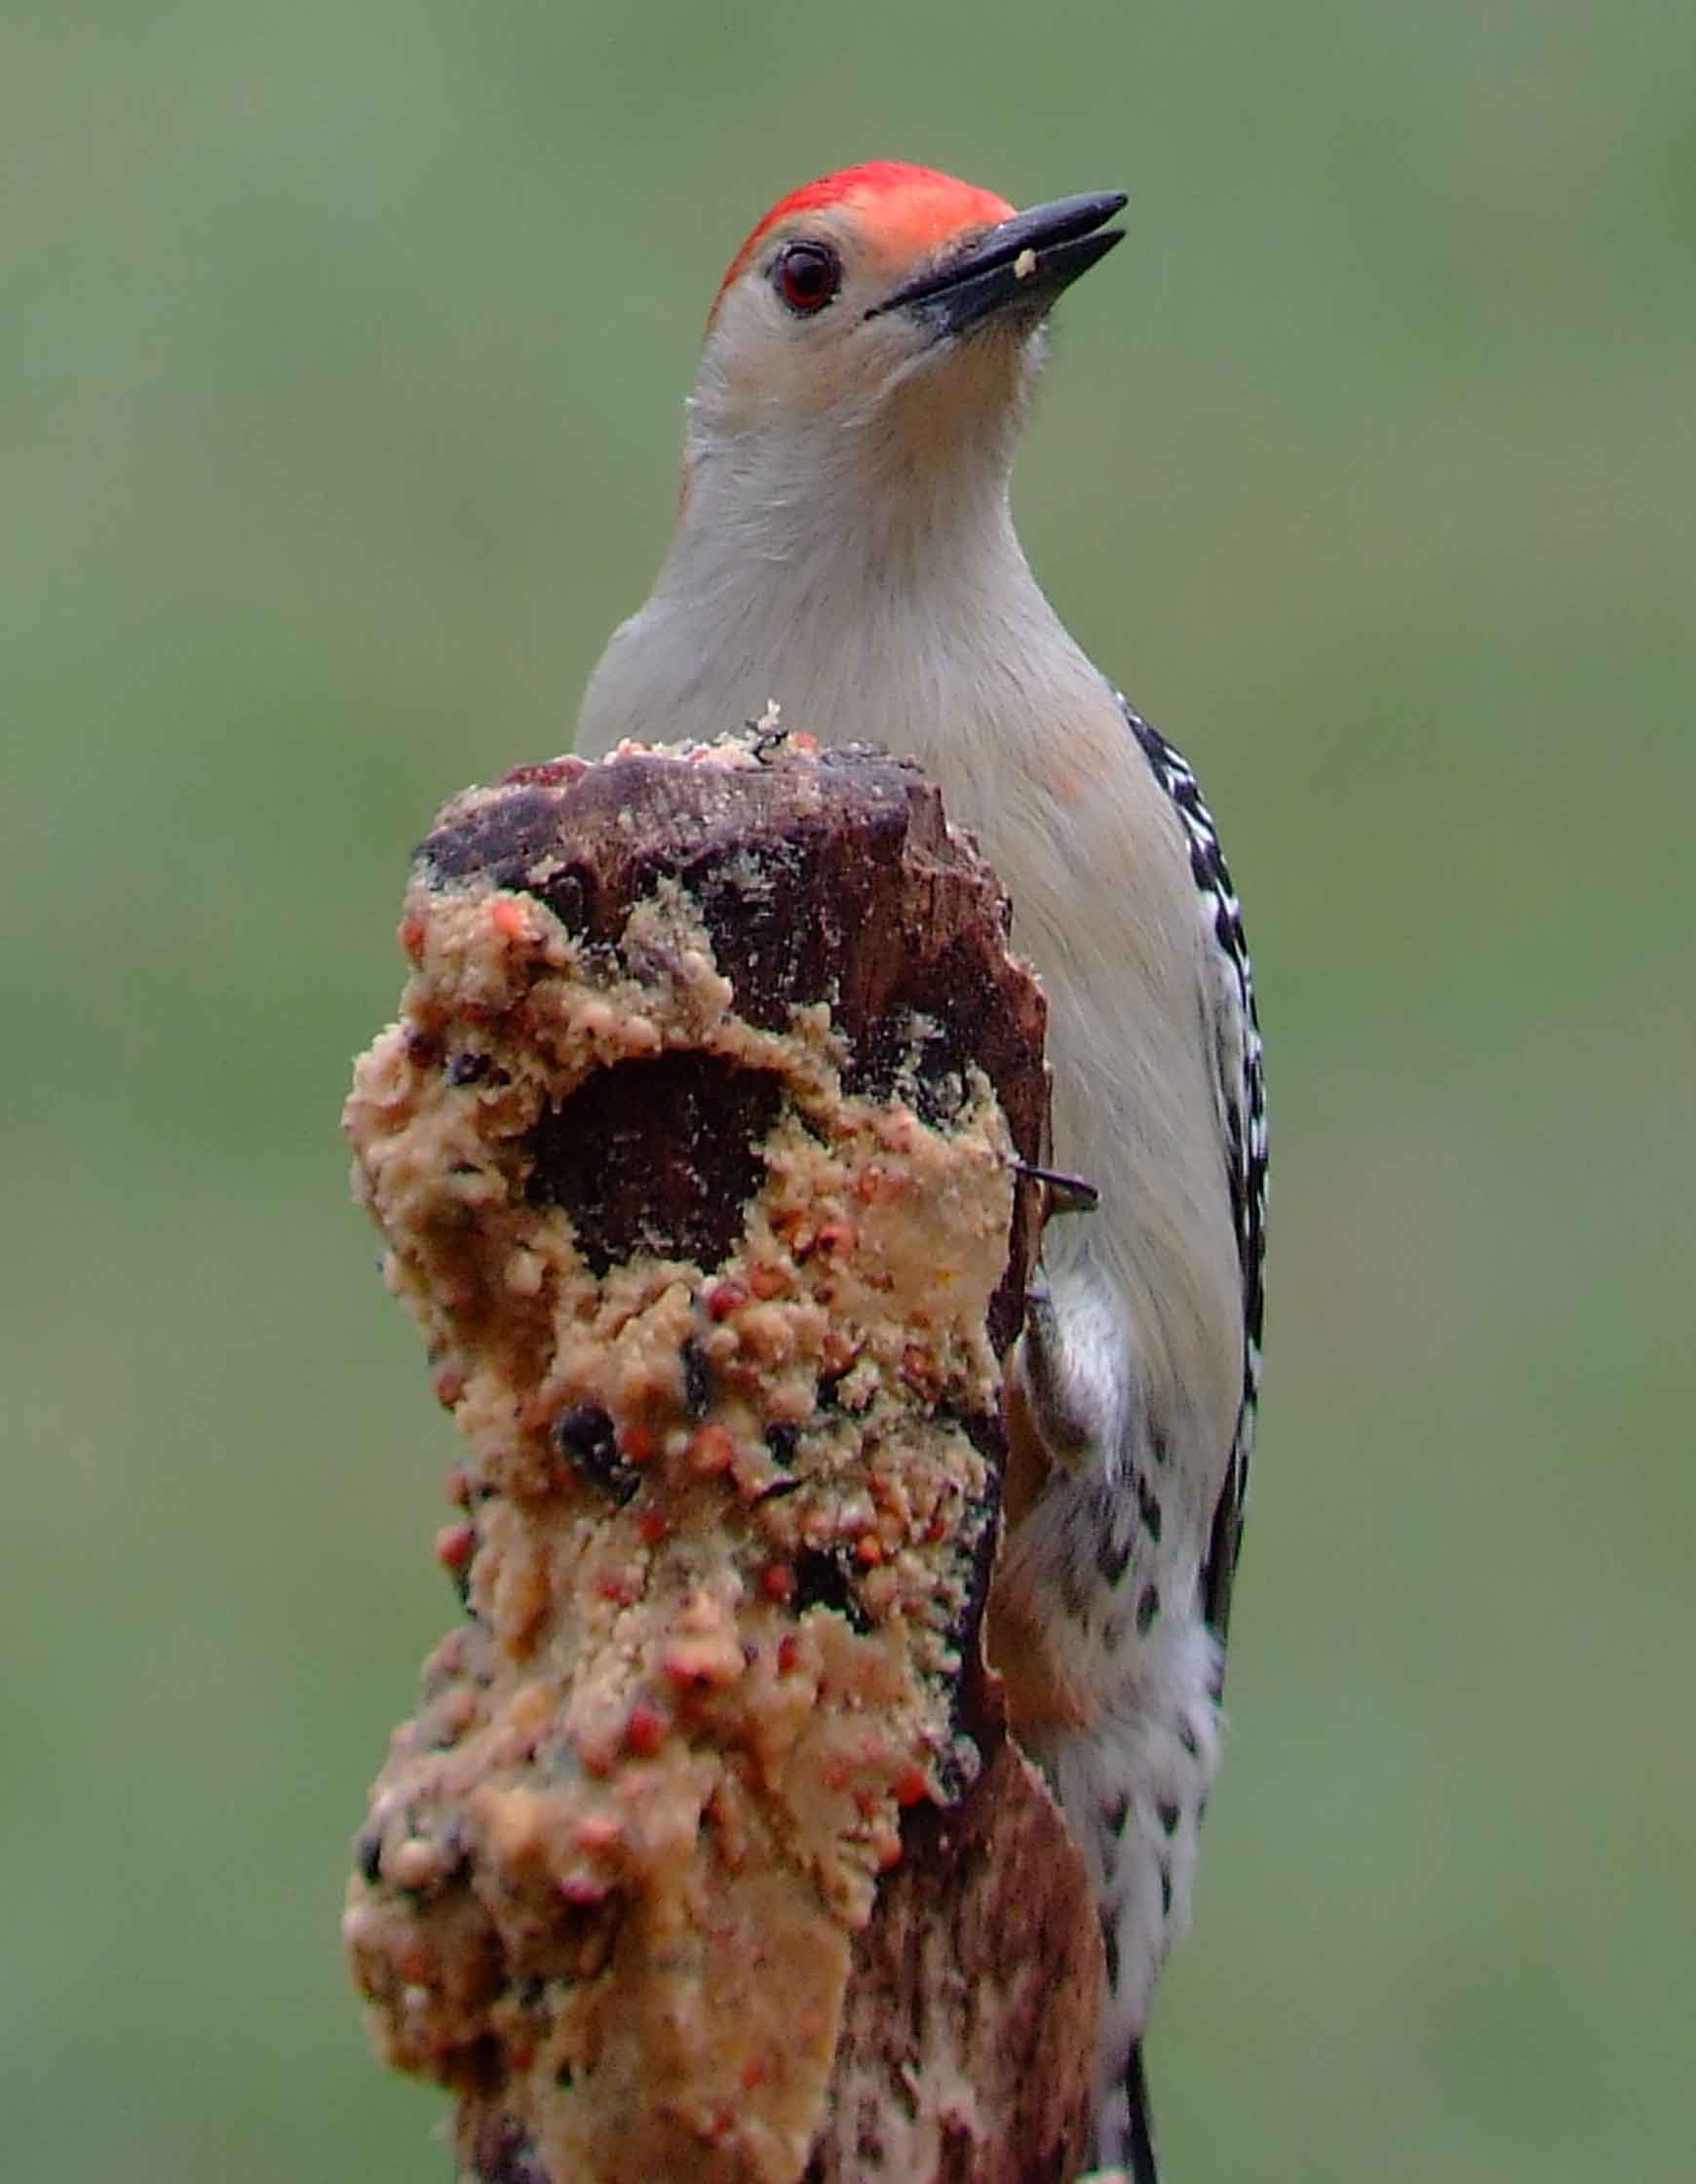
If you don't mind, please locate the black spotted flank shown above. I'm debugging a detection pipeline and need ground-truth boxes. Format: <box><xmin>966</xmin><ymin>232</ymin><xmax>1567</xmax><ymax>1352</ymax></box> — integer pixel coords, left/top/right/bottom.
<box><xmin>1137</xmin><ymin>1583</ymin><xmax>1160</xmax><ymax>1635</ymax></box>
<box><xmin>1098</xmin><ymin>1528</ymin><xmax>1134</xmax><ymax>1586</ymax></box>
<box><xmin>1103</xmin><ymin>1790</ymin><xmax>1132</xmax><ymax>1839</ymax></box>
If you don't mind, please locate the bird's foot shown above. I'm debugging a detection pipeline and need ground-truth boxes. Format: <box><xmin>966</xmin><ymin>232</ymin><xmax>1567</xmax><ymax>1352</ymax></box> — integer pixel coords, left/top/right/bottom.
<box><xmin>1012</xmin><ymin>1270</ymin><xmax>1134</xmax><ymax>1474</ymax></box>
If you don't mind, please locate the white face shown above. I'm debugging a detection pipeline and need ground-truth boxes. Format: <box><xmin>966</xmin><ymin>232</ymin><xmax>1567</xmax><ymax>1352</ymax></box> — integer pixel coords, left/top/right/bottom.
<box><xmin>698</xmin><ymin>206</ymin><xmax>1042</xmax><ymax>448</ymax></box>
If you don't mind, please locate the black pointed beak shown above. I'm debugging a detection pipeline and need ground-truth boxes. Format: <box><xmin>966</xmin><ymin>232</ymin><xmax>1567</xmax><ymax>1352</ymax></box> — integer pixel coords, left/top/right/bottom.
<box><xmin>867</xmin><ymin>189</ymin><xmax>1127</xmax><ymax>336</ymax></box>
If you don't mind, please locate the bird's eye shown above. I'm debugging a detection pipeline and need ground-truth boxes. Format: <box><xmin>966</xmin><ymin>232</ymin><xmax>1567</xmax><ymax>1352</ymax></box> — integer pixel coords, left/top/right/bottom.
<box><xmin>772</xmin><ymin>240</ymin><xmax>842</xmax><ymax>317</ymax></box>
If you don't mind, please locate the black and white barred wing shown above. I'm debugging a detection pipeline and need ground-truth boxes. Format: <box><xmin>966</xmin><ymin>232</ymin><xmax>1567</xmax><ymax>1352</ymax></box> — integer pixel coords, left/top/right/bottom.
<box><xmin>1119</xmin><ymin>696</ymin><xmax>1268</xmax><ymax>1649</ymax></box>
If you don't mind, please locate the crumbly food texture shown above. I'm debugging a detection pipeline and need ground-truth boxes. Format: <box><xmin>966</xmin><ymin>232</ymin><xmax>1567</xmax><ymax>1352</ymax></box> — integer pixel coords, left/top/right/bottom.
<box><xmin>342</xmin><ymin>742</ymin><xmax>1023</xmax><ymax>2183</ymax></box>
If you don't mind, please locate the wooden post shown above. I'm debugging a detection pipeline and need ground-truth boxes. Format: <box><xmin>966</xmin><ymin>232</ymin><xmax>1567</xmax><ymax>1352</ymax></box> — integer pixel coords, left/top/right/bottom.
<box><xmin>342</xmin><ymin>736</ymin><xmax>1104</xmax><ymax>2182</ymax></box>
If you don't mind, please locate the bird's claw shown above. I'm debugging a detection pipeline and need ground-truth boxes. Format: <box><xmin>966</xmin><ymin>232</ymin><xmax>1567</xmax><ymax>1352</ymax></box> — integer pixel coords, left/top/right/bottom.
<box><xmin>1012</xmin><ymin>1157</ymin><xmax>1101</xmax><ymax>1217</ymax></box>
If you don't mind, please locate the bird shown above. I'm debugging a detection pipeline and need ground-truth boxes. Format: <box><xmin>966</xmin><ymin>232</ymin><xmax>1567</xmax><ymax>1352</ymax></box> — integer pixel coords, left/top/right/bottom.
<box><xmin>576</xmin><ymin>159</ymin><xmax>1266</xmax><ymax>2180</ymax></box>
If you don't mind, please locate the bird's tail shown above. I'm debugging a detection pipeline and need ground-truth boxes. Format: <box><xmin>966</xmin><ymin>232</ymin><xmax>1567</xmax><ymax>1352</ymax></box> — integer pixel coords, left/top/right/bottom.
<box><xmin>1123</xmin><ymin>2042</ymin><xmax>1160</xmax><ymax>2184</ymax></box>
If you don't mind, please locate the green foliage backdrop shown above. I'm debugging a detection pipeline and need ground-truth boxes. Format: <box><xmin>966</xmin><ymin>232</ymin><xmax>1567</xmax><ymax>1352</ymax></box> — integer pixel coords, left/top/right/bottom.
<box><xmin>4</xmin><ymin>4</ymin><xmax>1691</xmax><ymax>2178</ymax></box>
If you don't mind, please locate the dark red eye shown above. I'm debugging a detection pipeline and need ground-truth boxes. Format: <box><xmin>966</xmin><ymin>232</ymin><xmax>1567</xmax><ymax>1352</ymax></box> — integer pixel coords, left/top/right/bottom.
<box><xmin>772</xmin><ymin>240</ymin><xmax>842</xmax><ymax>317</ymax></box>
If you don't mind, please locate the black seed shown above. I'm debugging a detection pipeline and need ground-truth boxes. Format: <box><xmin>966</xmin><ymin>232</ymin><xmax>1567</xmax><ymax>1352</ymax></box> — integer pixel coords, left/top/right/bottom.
<box><xmin>1099</xmin><ymin>1906</ymin><xmax>1121</xmax><ymax>1990</ymax></box>
<box><xmin>1137</xmin><ymin>1584</ymin><xmax>1160</xmax><ymax>1634</ymax></box>
<box><xmin>1098</xmin><ymin>1529</ymin><xmax>1133</xmax><ymax>1585</ymax></box>
<box><xmin>448</xmin><ymin>1050</ymin><xmax>491</xmax><ymax>1086</ymax></box>
<box><xmin>537</xmin><ymin>863</ymin><xmax>595</xmax><ymax>936</ymax></box>
<box><xmin>556</xmin><ymin>1405</ymin><xmax>640</xmax><ymax>1506</ymax></box>
<box><xmin>477</xmin><ymin>2124</ymin><xmax>549</xmax><ymax>2184</ymax></box>
<box><xmin>440</xmin><ymin>1825</ymin><xmax>471</xmax><ymax>1885</ymax></box>
<box><xmin>764</xmin><ymin>1422</ymin><xmax>800</xmax><ymax>1466</ymax></box>
<box><xmin>1136</xmin><ymin>1474</ymin><xmax>1163</xmax><ymax>1544</ymax></box>
<box><xmin>1177</xmin><ymin>1717</ymin><xmax>1200</xmax><ymax>1759</ymax></box>
<box><xmin>555</xmin><ymin>2062</ymin><xmax>575</xmax><ymax>2089</ymax></box>
<box><xmin>1149</xmin><ymin>1424</ymin><xmax>1171</xmax><ymax>1468</ymax></box>
<box><xmin>1159</xmin><ymin>1865</ymin><xmax>1174</xmax><ymax>1917</ymax></box>
<box><xmin>1059</xmin><ymin>1559</ymin><xmax>1091</xmax><ymax>1622</ymax></box>
<box><xmin>355</xmin><ymin>1829</ymin><xmax>383</xmax><ymax>1885</ymax></box>
<box><xmin>1157</xmin><ymin>1799</ymin><xmax>1180</xmax><ymax>1837</ymax></box>
<box><xmin>680</xmin><ymin>1336</ymin><xmax>710</xmax><ymax>1420</ymax></box>
<box><xmin>791</xmin><ymin>1548</ymin><xmax>871</xmax><ymax>1633</ymax></box>
<box><xmin>1103</xmin><ymin>1791</ymin><xmax>1132</xmax><ymax>1839</ymax></box>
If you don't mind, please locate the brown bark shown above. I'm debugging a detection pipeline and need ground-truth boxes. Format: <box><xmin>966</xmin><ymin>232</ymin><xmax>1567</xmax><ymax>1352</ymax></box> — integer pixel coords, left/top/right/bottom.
<box><xmin>343</xmin><ymin>736</ymin><xmax>1102</xmax><ymax>2182</ymax></box>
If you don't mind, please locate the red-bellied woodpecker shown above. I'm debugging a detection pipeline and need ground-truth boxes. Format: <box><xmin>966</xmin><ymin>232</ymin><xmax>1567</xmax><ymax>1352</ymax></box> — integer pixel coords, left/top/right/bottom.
<box><xmin>577</xmin><ymin>160</ymin><xmax>1267</xmax><ymax>2180</ymax></box>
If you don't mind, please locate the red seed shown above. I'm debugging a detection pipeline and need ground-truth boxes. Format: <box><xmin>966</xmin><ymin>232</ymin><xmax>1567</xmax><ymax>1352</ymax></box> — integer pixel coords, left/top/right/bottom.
<box><xmin>636</xmin><ymin>1507</ymin><xmax>669</xmax><ymax>1548</ymax></box>
<box><xmin>893</xmin><ymin>1765</ymin><xmax>929</xmax><ymax>1807</ymax></box>
<box><xmin>434</xmin><ymin>1522</ymin><xmax>476</xmax><ymax>1572</ymax></box>
<box><xmin>855</xmin><ymin>1534</ymin><xmax>884</xmax><ymax>1567</ymax></box>
<box><xmin>399</xmin><ymin>915</ymin><xmax>427</xmax><ymax>965</ymax></box>
<box><xmin>393</xmin><ymin>1936</ymin><xmax>435</xmax><ymax>1983</ymax></box>
<box><xmin>617</xmin><ymin>1421</ymin><xmax>657</xmax><ymax>1464</ymax></box>
<box><xmin>777</xmin><ymin>1634</ymin><xmax>800</xmax><ymax>1675</ymax></box>
<box><xmin>625</xmin><ymin>1700</ymin><xmax>667</xmax><ymax>1757</ymax></box>
<box><xmin>747</xmin><ymin>1262</ymin><xmax>787</xmax><ymax>1300</ymax></box>
<box><xmin>706</xmin><ymin>1278</ymin><xmax>749</xmax><ymax>1320</ymax></box>
<box><xmin>901</xmin><ymin>1344</ymin><xmax>937</xmax><ymax>1390</ymax></box>
<box><xmin>812</xmin><ymin>1218</ymin><xmax>858</xmax><ymax>1257</ymax></box>
<box><xmin>432</xmin><ymin>1366</ymin><xmax>466</xmax><ymax>1409</ymax></box>
<box><xmin>689</xmin><ymin>1424</ymin><xmax>736</xmax><ymax>1476</ymax></box>
<box><xmin>760</xmin><ymin>1561</ymin><xmax>795</xmax><ymax>1603</ymax></box>
<box><xmin>499</xmin><ymin>755</ymin><xmax>588</xmax><ymax>789</ymax></box>
<box><xmin>518</xmin><ymin>1391</ymin><xmax>555</xmax><ymax>1434</ymax></box>
<box><xmin>559</xmin><ymin>1874</ymin><xmax>608</xmax><ymax>1907</ymax></box>
<box><xmin>488</xmin><ymin>897</ymin><xmax>529</xmax><ymax>942</ymax></box>
<box><xmin>443</xmin><ymin>1466</ymin><xmax>473</xmax><ymax>1509</ymax></box>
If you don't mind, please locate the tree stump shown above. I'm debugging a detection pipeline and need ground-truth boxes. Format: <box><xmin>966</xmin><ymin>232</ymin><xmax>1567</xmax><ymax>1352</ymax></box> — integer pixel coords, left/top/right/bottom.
<box><xmin>341</xmin><ymin>734</ymin><xmax>1104</xmax><ymax>2182</ymax></box>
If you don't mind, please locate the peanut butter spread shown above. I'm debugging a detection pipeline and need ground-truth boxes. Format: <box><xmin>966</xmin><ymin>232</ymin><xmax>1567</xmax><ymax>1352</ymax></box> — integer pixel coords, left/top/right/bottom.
<box><xmin>342</xmin><ymin>741</ymin><xmax>1020</xmax><ymax>2182</ymax></box>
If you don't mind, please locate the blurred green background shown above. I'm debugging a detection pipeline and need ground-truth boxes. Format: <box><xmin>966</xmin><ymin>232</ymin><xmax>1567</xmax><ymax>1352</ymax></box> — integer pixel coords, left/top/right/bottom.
<box><xmin>5</xmin><ymin>2</ymin><xmax>1691</xmax><ymax>2178</ymax></box>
